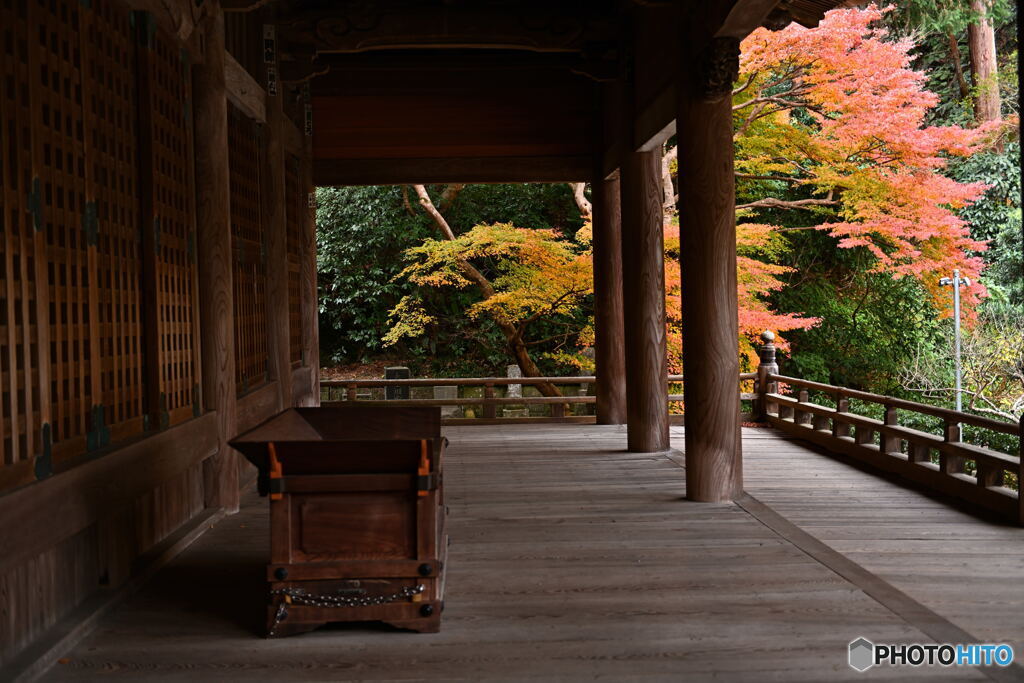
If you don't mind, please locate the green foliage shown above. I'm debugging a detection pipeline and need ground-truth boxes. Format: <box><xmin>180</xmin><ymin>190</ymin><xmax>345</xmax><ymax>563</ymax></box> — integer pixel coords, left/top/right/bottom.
<box><xmin>384</xmin><ymin>221</ymin><xmax>594</xmax><ymax>373</ymax></box>
<box><xmin>886</xmin><ymin>0</ymin><xmax>1014</xmax><ymax>40</ymax></box>
<box><xmin>315</xmin><ymin>186</ymin><xmax>430</xmax><ymax>364</ymax></box>
<box><xmin>441</xmin><ymin>184</ymin><xmax>583</xmax><ymax>238</ymax></box>
<box><xmin>773</xmin><ymin>231</ymin><xmax>945</xmax><ymax>393</ymax></box>
<box><xmin>947</xmin><ymin>143</ymin><xmax>1024</xmax><ymax>314</ymax></box>
<box><xmin>316</xmin><ymin>183</ymin><xmax>585</xmax><ymax>375</ymax></box>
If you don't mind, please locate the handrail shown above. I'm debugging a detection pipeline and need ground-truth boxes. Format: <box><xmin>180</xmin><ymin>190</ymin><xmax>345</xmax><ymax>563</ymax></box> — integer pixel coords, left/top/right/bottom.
<box><xmin>319</xmin><ymin>373</ymin><xmax>759</xmax><ymax>424</ymax></box>
<box><xmin>317</xmin><ymin>338</ymin><xmax>1020</xmax><ymax>523</ymax></box>
<box><xmin>767</xmin><ymin>373</ymin><xmax>1019</xmax><ymax>436</ymax></box>
<box><xmin>322</xmin><ymin>375</ymin><xmax>690</xmax><ymax>387</ymax></box>
<box><xmin>754</xmin><ymin>332</ymin><xmax>1021</xmax><ymax>525</ymax></box>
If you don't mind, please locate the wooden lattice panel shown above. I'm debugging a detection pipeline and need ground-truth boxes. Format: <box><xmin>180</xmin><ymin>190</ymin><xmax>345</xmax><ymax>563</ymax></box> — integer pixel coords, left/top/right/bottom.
<box><xmin>32</xmin><ymin>0</ymin><xmax>93</xmax><ymax>459</ymax></box>
<box><xmin>137</xmin><ymin>17</ymin><xmax>199</xmax><ymax>428</ymax></box>
<box><xmin>82</xmin><ymin>0</ymin><xmax>144</xmax><ymax>444</ymax></box>
<box><xmin>0</xmin><ymin>1</ymin><xmax>203</xmax><ymax>491</ymax></box>
<box><xmin>0</xmin><ymin>0</ymin><xmax>46</xmax><ymax>483</ymax></box>
<box><xmin>285</xmin><ymin>155</ymin><xmax>303</xmax><ymax>367</ymax></box>
<box><xmin>228</xmin><ymin>103</ymin><xmax>268</xmax><ymax>394</ymax></box>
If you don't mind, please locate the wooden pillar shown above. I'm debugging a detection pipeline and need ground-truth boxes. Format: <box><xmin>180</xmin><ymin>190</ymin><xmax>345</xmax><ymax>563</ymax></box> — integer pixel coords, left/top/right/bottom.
<box><xmin>262</xmin><ymin>22</ymin><xmax>293</xmax><ymax>412</ymax></box>
<box><xmin>677</xmin><ymin>34</ymin><xmax>743</xmax><ymax>502</ymax></box>
<box><xmin>620</xmin><ymin>150</ymin><xmax>669</xmax><ymax>452</ymax></box>
<box><xmin>593</xmin><ymin>170</ymin><xmax>627</xmax><ymax>425</ymax></box>
<box><xmin>299</xmin><ymin>124</ymin><xmax>320</xmax><ymax>406</ymax></box>
<box><xmin>193</xmin><ymin>5</ymin><xmax>239</xmax><ymax>512</ymax></box>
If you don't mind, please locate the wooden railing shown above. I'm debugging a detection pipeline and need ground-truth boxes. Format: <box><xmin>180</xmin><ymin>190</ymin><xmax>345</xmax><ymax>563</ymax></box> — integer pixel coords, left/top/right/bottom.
<box><xmin>321</xmin><ymin>374</ymin><xmax>758</xmax><ymax>425</ymax></box>
<box><xmin>322</xmin><ymin>345</ymin><xmax>1021</xmax><ymax>523</ymax></box>
<box><xmin>754</xmin><ymin>333</ymin><xmax>1022</xmax><ymax>525</ymax></box>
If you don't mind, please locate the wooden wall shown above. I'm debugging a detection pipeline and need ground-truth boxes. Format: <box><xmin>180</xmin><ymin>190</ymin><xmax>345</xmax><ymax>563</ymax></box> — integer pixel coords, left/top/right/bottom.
<box><xmin>228</xmin><ymin>104</ymin><xmax>270</xmax><ymax>397</ymax></box>
<box><xmin>285</xmin><ymin>155</ymin><xmax>304</xmax><ymax>368</ymax></box>
<box><xmin>0</xmin><ymin>0</ymin><xmax>315</xmax><ymax>669</ymax></box>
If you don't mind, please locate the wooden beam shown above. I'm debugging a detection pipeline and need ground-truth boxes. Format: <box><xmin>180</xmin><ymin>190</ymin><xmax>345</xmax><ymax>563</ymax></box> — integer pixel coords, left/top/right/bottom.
<box><xmin>629</xmin><ymin>0</ymin><xmax>792</xmax><ymax>154</ymax></box>
<box><xmin>291</xmin><ymin>366</ymin><xmax>314</xmax><ymax>406</ymax></box>
<box><xmin>715</xmin><ymin>0</ymin><xmax>780</xmax><ymax>38</ymax></box>
<box><xmin>122</xmin><ymin>0</ymin><xmax>199</xmax><ymax>43</ymax></box>
<box><xmin>620</xmin><ymin>150</ymin><xmax>669</xmax><ymax>452</ymax></box>
<box><xmin>224</xmin><ymin>51</ymin><xmax>266</xmax><ymax>122</ymax></box>
<box><xmin>193</xmin><ymin>6</ymin><xmax>241</xmax><ymax>511</ymax></box>
<box><xmin>274</xmin><ymin>4</ymin><xmax>616</xmax><ymax>55</ymax></box>
<box><xmin>0</xmin><ymin>413</ymin><xmax>219</xmax><ymax>576</ymax></box>
<box><xmin>313</xmin><ymin>156</ymin><xmax>592</xmax><ymax>186</ymax></box>
<box><xmin>283</xmin><ymin>117</ymin><xmax>303</xmax><ymax>154</ymax></box>
<box><xmin>236</xmin><ymin>381</ymin><xmax>281</xmax><ymax>433</ymax></box>
<box><xmin>634</xmin><ymin>84</ymin><xmax>676</xmax><ymax>152</ymax></box>
<box><xmin>592</xmin><ymin>170</ymin><xmax>627</xmax><ymax>425</ymax></box>
<box><xmin>677</xmin><ymin>17</ymin><xmax>743</xmax><ymax>501</ymax></box>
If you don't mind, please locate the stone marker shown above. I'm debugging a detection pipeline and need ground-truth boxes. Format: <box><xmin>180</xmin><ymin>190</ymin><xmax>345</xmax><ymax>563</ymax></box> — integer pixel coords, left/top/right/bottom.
<box><xmin>433</xmin><ymin>385</ymin><xmax>459</xmax><ymax>417</ymax></box>
<box><xmin>506</xmin><ymin>364</ymin><xmax>522</xmax><ymax>399</ymax></box>
<box><xmin>385</xmin><ymin>366</ymin><xmax>410</xmax><ymax>400</ymax></box>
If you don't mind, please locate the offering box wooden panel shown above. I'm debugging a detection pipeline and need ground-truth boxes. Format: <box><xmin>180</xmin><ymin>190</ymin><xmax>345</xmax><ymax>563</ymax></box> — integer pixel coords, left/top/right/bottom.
<box><xmin>230</xmin><ymin>406</ymin><xmax>446</xmax><ymax>637</ymax></box>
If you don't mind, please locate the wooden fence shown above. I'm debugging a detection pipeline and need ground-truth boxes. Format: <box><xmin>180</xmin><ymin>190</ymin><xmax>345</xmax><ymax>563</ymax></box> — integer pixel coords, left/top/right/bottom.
<box><xmin>752</xmin><ymin>333</ymin><xmax>1022</xmax><ymax>525</ymax></box>
<box><xmin>322</xmin><ymin>374</ymin><xmax>758</xmax><ymax>425</ymax></box>
<box><xmin>762</xmin><ymin>373</ymin><xmax>1022</xmax><ymax>523</ymax></box>
<box><xmin>322</xmin><ymin>346</ymin><xmax>1021</xmax><ymax>524</ymax></box>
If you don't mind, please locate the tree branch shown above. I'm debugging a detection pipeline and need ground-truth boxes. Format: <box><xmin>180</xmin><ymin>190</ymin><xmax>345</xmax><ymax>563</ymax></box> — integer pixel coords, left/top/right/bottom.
<box><xmin>570</xmin><ymin>183</ymin><xmax>592</xmax><ymax>218</ymax></box>
<box><xmin>735</xmin><ymin>197</ymin><xmax>838</xmax><ymax>211</ymax></box>
<box><xmin>735</xmin><ymin>173</ymin><xmax>803</xmax><ymax>183</ymax></box>
<box><xmin>438</xmin><ymin>183</ymin><xmax>466</xmax><ymax>213</ymax></box>
<box><xmin>411</xmin><ymin>184</ymin><xmax>561</xmax><ymax>397</ymax></box>
<box><xmin>662</xmin><ymin>146</ymin><xmax>678</xmax><ymax>211</ymax></box>
<box><xmin>401</xmin><ymin>185</ymin><xmax>416</xmax><ymax>216</ymax></box>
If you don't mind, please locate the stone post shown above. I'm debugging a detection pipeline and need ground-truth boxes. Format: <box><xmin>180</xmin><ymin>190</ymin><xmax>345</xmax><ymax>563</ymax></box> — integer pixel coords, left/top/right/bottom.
<box><xmin>385</xmin><ymin>366</ymin><xmax>410</xmax><ymax>400</ymax></box>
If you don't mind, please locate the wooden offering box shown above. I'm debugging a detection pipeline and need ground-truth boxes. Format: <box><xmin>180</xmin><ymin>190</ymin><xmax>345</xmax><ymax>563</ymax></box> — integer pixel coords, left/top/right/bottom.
<box><xmin>230</xmin><ymin>406</ymin><xmax>446</xmax><ymax>637</ymax></box>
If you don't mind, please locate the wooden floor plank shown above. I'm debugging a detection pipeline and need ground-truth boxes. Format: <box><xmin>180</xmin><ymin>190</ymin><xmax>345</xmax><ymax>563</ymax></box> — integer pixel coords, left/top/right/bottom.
<box><xmin>731</xmin><ymin>425</ymin><xmax>1024</xmax><ymax>653</ymax></box>
<box><xmin>38</xmin><ymin>424</ymin><xmax>1021</xmax><ymax>681</ymax></box>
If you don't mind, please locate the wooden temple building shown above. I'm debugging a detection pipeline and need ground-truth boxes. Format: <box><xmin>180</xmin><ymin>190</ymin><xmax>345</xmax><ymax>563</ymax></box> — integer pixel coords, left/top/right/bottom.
<box><xmin>2</xmin><ymin>0</ymin><xmax>1024</xmax><ymax>680</ymax></box>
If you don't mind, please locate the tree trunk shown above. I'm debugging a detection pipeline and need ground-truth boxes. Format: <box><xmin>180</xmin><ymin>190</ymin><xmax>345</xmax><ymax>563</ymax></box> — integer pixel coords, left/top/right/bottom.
<box><xmin>661</xmin><ymin>146</ymin><xmax>678</xmax><ymax>212</ymax></box>
<box><xmin>968</xmin><ymin>0</ymin><xmax>1001</xmax><ymax>122</ymax></box>
<box><xmin>570</xmin><ymin>183</ymin><xmax>592</xmax><ymax>218</ymax></box>
<box><xmin>947</xmin><ymin>31</ymin><xmax>971</xmax><ymax>101</ymax></box>
<box><xmin>412</xmin><ymin>185</ymin><xmax>562</xmax><ymax>397</ymax></box>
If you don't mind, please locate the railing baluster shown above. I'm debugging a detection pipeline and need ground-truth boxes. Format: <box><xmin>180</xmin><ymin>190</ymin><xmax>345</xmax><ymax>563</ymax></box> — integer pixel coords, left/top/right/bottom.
<box><xmin>796</xmin><ymin>390</ymin><xmax>811</xmax><ymax>426</ymax></box>
<box><xmin>756</xmin><ymin>331</ymin><xmax>778</xmax><ymax>420</ymax></box>
<box><xmin>833</xmin><ymin>392</ymin><xmax>850</xmax><ymax>439</ymax></box>
<box><xmin>1018</xmin><ymin>416</ymin><xmax>1023</xmax><ymax>525</ymax></box>
<box><xmin>908</xmin><ymin>441</ymin><xmax>930</xmax><ymax>464</ymax></box>
<box><xmin>749</xmin><ymin>355</ymin><xmax>1022</xmax><ymax>524</ymax></box>
<box><xmin>881</xmin><ymin>404</ymin><xmax>899</xmax><ymax>455</ymax></box>
<box><xmin>483</xmin><ymin>382</ymin><xmax>496</xmax><ymax>420</ymax></box>
<box><xmin>940</xmin><ymin>420</ymin><xmax>963</xmax><ymax>475</ymax></box>
<box><xmin>346</xmin><ymin>384</ymin><xmax>357</xmax><ymax>402</ymax></box>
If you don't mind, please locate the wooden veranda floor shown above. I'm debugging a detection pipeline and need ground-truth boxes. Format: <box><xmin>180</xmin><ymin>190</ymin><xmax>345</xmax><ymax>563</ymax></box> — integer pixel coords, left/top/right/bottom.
<box><xmin>43</xmin><ymin>425</ymin><xmax>1024</xmax><ymax>682</ymax></box>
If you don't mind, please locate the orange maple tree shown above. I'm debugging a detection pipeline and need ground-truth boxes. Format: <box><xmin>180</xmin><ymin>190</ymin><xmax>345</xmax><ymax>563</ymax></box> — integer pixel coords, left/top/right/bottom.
<box><xmin>732</xmin><ymin>5</ymin><xmax>1001</xmax><ymax>315</ymax></box>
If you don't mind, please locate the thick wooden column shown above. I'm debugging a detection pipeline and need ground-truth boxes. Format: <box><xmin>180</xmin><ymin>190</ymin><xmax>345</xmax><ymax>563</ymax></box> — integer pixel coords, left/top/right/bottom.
<box><xmin>677</xmin><ymin>35</ymin><xmax>743</xmax><ymax>501</ymax></box>
<box><xmin>620</xmin><ymin>150</ymin><xmax>669</xmax><ymax>452</ymax></box>
<box><xmin>298</xmin><ymin>134</ymin><xmax>320</xmax><ymax>406</ymax></box>
<box><xmin>593</xmin><ymin>171</ymin><xmax>627</xmax><ymax>425</ymax></box>
<box><xmin>193</xmin><ymin>5</ymin><xmax>239</xmax><ymax>512</ymax></box>
<box><xmin>262</xmin><ymin>34</ymin><xmax>293</xmax><ymax>412</ymax></box>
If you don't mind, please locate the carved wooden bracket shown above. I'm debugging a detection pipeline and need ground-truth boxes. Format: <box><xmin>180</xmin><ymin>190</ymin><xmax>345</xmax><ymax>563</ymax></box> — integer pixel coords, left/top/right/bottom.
<box><xmin>274</xmin><ymin>1</ymin><xmax>618</xmax><ymax>56</ymax></box>
<box><xmin>698</xmin><ymin>37</ymin><xmax>740</xmax><ymax>102</ymax></box>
